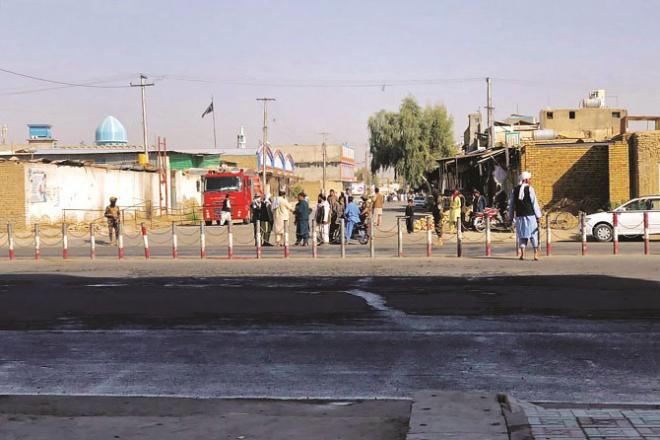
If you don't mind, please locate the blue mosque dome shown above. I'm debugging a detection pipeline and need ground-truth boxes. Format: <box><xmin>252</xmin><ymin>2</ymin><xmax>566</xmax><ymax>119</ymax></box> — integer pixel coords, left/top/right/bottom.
<box><xmin>95</xmin><ymin>116</ymin><xmax>128</xmax><ymax>146</ymax></box>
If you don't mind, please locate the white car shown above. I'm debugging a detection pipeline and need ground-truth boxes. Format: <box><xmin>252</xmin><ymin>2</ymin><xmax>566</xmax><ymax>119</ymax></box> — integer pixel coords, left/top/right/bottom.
<box><xmin>413</xmin><ymin>195</ymin><xmax>427</xmax><ymax>209</ymax></box>
<box><xmin>584</xmin><ymin>196</ymin><xmax>660</xmax><ymax>242</ymax></box>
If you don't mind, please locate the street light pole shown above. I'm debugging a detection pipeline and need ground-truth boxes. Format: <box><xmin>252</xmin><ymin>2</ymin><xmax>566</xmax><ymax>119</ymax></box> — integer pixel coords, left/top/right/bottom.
<box><xmin>130</xmin><ymin>74</ymin><xmax>155</xmax><ymax>164</ymax></box>
<box><xmin>319</xmin><ymin>131</ymin><xmax>330</xmax><ymax>196</ymax></box>
<box><xmin>257</xmin><ymin>97</ymin><xmax>276</xmax><ymax>195</ymax></box>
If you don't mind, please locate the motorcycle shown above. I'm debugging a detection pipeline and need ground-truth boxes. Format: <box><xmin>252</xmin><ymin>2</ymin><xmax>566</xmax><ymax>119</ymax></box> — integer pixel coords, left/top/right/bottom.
<box><xmin>329</xmin><ymin>220</ymin><xmax>370</xmax><ymax>245</ymax></box>
<box><xmin>472</xmin><ymin>207</ymin><xmax>511</xmax><ymax>232</ymax></box>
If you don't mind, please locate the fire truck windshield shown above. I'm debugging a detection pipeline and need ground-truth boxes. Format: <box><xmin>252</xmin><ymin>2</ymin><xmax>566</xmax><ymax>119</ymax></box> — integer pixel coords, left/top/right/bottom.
<box><xmin>205</xmin><ymin>176</ymin><xmax>242</xmax><ymax>192</ymax></box>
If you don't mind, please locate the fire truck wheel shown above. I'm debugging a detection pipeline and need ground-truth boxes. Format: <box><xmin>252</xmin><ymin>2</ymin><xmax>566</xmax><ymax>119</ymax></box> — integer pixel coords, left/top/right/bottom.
<box><xmin>205</xmin><ymin>221</ymin><xmax>212</xmax><ymax>226</ymax></box>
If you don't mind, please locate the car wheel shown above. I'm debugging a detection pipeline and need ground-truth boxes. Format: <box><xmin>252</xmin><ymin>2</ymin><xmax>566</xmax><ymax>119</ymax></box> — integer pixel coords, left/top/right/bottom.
<box><xmin>205</xmin><ymin>220</ymin><xmax>212</xmax><ymax>226</ymax></box>
<box><xmin>593</xmin><ymin>223</ymin><xmax>613</xmax><ymax>242</ymax></box>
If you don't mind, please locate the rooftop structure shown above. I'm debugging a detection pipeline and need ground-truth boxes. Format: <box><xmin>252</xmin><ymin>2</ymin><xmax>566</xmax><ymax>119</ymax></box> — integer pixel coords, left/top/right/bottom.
<box><xmin>95</xmin><ymin>116</ymin><xmax>128</xmax><ymax>146</ymax></box>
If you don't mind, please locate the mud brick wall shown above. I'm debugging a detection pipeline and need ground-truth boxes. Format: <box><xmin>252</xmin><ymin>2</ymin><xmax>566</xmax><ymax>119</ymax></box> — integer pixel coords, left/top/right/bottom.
<box><xmin>608</xmin><ymin>139</ymin><xmax>631</xmax><ymax>206</ymax></box>
<box><xmin>0</xmin><ymin>161</ymin><xmax>26</xmax><ymax>227</ymax></box>
<box><xmin>522</xmin><ymin>143</ymin><xmax>609</xmax><ymax>209</ymax></box>
<box><xmin>629</xmin><ymin>131</ymin><xmax>660</xmax><ymax>197</ymax></box>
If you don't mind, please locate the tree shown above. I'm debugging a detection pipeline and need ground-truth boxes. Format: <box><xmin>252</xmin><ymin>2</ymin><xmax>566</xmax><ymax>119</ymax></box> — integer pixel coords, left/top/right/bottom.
<box><xmin>368</xmin><ymin>97</ymin><xmax>454</xmax><ymax>189</ymax></box>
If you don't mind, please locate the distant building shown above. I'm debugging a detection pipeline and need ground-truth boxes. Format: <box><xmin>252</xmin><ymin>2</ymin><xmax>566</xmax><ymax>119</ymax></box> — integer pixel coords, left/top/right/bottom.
<box><xmin>27</xmin><ymin>124</ymin><xmax>56</xmax><ymax>148</ymax></box>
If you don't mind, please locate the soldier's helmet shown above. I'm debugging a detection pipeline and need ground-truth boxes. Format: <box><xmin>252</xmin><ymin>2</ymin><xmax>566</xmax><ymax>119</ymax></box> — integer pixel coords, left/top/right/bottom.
<box><xmin>109</xmin><ymin>196</ymin><xmax>117</xmax><ymax>202</ymax></box>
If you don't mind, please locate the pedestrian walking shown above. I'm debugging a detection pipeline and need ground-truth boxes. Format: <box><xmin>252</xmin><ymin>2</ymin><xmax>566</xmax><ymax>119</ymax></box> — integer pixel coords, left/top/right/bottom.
<box><xmin>294</xmin><ymin>192</ymin><xmax>310</xmax><ymax>246</ymax></box>
<box><xmin>261</xmin><ymin>194</ymin><xmax>274</xmax><ymax>246</ymax></box>
<box><xmin>250</xmin><ymin>194</ymin><xmax>262</xmax><ymax>246</ymax></box>
<box><xmin>405</xmin><ymin>198</ymin><xmax>415</xmax><ymax>233</ymax></box>
<box><xmin>220</xmin><ymin>195</ymin><xmax>232</xmax><ymax>226</ymax></box>
<box><xmin>432</xmin><ymin>197</ymin><xmax>443</xmax><ymax>244</ymax></box>
<box><xmin>273</xmin><ymin>190</ymin><xmax>293</xmax><ymax>246</ymax></box>
<box><xmin>449</xmin><ymin>188</ymin><xmax>462</xmax><ymax>232</ymax></box>
<box><xmin>104</xmin><ymin>196</ymin><xmax>120</xmax><ymax>244</ymax></box>
<box><xmin>508</xmin><ymin>171</ymin><xmax>543</xmax><ymax>261</ymax></box>
<box><xmin>316</xmin><ymin>194</ymin><xmax>330</xmax><ymax>244</ymax></box>
<box><xmin>344</xmin><ymin>196</ymin><xmax>361</xmax><ymax>243</ymax></box>
<box><xmin>372</xmin><ymin>187</ymin><xmax>384</xmax><ymax>226</ymax></box>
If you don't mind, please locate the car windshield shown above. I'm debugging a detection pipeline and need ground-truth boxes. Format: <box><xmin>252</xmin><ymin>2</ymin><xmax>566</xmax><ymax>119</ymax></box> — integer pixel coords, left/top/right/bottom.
<box><xmin>205</xmin><ymin>176</ymin><xmax>241</xmax><ymax>192</ymax></box>
<box><xmin>619</xmin><ymin>198</ymin><xmax>659</xmax><ymax>211</ymax></box>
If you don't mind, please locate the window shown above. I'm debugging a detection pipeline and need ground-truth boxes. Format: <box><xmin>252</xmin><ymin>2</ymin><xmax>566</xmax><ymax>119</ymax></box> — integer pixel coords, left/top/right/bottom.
<box><xmin>546</xmin><ymin>111</ymin><xmax>554</xmax><ymax>119</ymax></box>
<box><xmin>612</xmin><ymin>111</ymin><xmax>621</xmax><ymax>118</ymax></box>
<box><xmin>569</xmin><ymin>111</ymin><xmax>576</xmax><ymax>119</ymax></box>
<box><xmin>650</xmin><ymin>199</ymin><xmax>660</xmax><ymax>211</ymax></box>
<box><xmin>204</xmin><ymin>176</ymin><xmax>242</xmax><ymax>192</ymax></box>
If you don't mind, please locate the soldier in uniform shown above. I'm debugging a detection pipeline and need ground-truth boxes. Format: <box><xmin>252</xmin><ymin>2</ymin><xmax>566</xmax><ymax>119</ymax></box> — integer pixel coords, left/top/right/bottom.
<box><xmin>104</xmin><ymin>196</ymin><xmax>120</xmax><ymax>244</ymax></box>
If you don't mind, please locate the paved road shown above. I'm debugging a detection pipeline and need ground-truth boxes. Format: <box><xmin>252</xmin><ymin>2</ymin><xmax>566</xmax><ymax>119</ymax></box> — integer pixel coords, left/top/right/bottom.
<box><xmin>1</xmin><ymin>274</ymin><xmax>660</xmax><ymax>402</ymax></box>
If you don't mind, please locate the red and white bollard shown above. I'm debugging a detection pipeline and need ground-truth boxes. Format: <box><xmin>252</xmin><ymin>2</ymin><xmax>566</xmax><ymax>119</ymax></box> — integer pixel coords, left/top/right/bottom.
<box><xmin>34</xmin><ymin>224</ymin><xmax>41</xmax><ymax>261</ymax></box>
<box><xmin>340</xmin><ymin>219</ymin><xmax>346</xmax><ymax>259</ymax></box>
<box><xmin>62</xmin><ymin>223</ymin><xmax>69</xmax><ymax>260</ymax></box>
<box><xmin>612</xmin><ymin>211</ymin><xmax>619</xmax><ymax>255</ymax></box>
<box><xmin>256</xmin><ymin>220</ymin><xmax>262</xmax><ymax>259</ymax></box>
<box><xmin>117</xmin><ymin>223</ymin><xmax>124</xmax><ymax>259</ymax></box>
<box><xmin>199</xmin><ymin>222</ymin><xmax>206</xmax><ymax>259</ymax></box>
<box><xmin>644</xmin><ymin>212</ymin><xmax>650</xmax><ymax>256</ymax></box>
<box><xmin>514</xmin><ymin>219</ymin><xmax>519</xmax><ymax>257</ymax></box>
<box><xmin>227</xmin><ymin>221</ymin><xmax>234</xmax><ymax>259</ymax></box>
<box><xmin>171</xmin><ymin>222</ymin><xmax>178</xmax><ymax>259</ymax></box>
<box><xmin>141</xmin><ymin>222</ymin><xmax>150</xmax><ymax>259</ymax></box>
<box><xmin>397</xmin><ymin>218</ymin><xmax>404</xmax><ymax>258</ymax></box>
<box><xmin>426</xmin><ymin>217</ymin><xmax>433</xmax><ymax>257</ymax></box>
<box><xmin>456</xmin><ymin>217</ymin><xmax>463</xmax><ymax>258</ymax></box>
<box><xmin>89</xmin><ymin>223</ymin><xmax>96</xmax><ymax>260</ymax></box>
<box><xmin>485</xmin><ymin>216</ymin><xmax>492</xmax><ymax>257</ymax></box>
<box><xmin>283</xmin><ymin>219</ymin><xmax>290</xmax><ymax>258</ymax></box>
<box><xmin>545</xmin><ymin>214</ymin><xmax>552</xmax><ymax>257</ymax></box>
<box><xmin>580</xmin><ymin>213</ymin><xmax>588</xmax><ymax>256</ymax></box>
<box><xmin>7</xmin><ymin>223</ymin><xmax>15</xmax><ymax>261</ymax></box>
<box><xmin>369</xmin><ymin>215</ymin><xmax>375</xmax><ymax>259</ymax></box>
<box><xmin>311</xmin><ymin>220</ymin><xmax>318</xmax><ymax>259</ymax></box>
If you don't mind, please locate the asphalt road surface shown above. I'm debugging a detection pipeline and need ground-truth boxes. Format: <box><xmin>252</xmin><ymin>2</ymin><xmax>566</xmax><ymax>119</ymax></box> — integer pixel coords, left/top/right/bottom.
<box><xmin>1</xmin><ymin>274</ymin><xmax>660</xmax><ymax>402</ymax></box>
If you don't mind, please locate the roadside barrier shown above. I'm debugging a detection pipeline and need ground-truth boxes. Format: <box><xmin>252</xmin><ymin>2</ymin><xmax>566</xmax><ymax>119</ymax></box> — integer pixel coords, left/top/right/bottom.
<box><xmin>369</xmin><ymin>216</ymin><xmax>375</xmax><ymax>259</ymax></box>
<box><xmin>141</xmin><ymin>223</ymin><xmax>150</xmax><ymax>259</ymax></box>
<box><xmin>199</xmin><ymin>222</ymin><xmax>206</xmax><ymax>259</ymax></box>
<box><xmin>580</xmin><ymin>213</ymin><xmax>587</xmax><ymax>256</ymax></box>
<box><xmin>227</xmin><ymin>221</ymin><xmax>234</xmax><ymax>259</ymax></box>
<box><xmin>7</xmin><ymin>224</ymin><xmax>15</xmax><ymax>260</ymax></box>
<box><xmin>283</xmin><ymin>219</ymin><xmax>290</xmax><ymax>258</ymax></box>
<box><xmin>397</xmin><ymin>218</ymin><xmax>403</xmax><ymax>257</ymax></box>
<box><xmin>456</xmin><ymin>218</ymin><xmax>463</xmax><ymax>258</ymax></box>
<box><xmin>171</xmin><ymin>222</ymin><xmax>178</xmax><ymax>259</ymax></box>
<box><xmin>62</xmin><ymin>223</ymin><xmax>69</xmax><ymax>260</ymax></box>
<box><xmin>426</xmin><ymin>217</ymin><xmax>433</xmax><ymax>257</ymax></box>
<box><xmin>311</xmin><ymin>220</ymin><xmax>318</xmax><ymax>259</ymax></box>
<box><xmin>340</xmin><ymin>219</ymin><xmax>346</xmax><ymax>258</ymax></box>
<box><xmin>89</xmin><ymin>223</ymin><xmax>96</xmax><ymax>260</ymax></box>
<box><xmin>34</xmin><ymin>224</ymin><xmax>41</xmax><ymax>260</ymax></box>
<box><xmin>485</xmin><ymin>216</ymin><xmax>492</xmax><ymax>257</ymax></box>
<box><xmin>545</xmin><ymin>214</ymin><xmax>552</xmax><ymax>256</ymax></box>
<box><xmin>117</xmin><ymin>223</ymin><xmax>125</xmax><ymax>259</ymax></box>
<box><xmin>612</xmin><ymin>212</ymin><xmax>619</xmax><ymax>255</ymax></box>
<box><xmin>644</xmin><ymin>212</ymin><xmax>650</xmax><ymax>256</ymax></box>
<box><xmin>256</xmin><ymin>220</ymin><xmax>262</xmax><ymax>259</ymax></box>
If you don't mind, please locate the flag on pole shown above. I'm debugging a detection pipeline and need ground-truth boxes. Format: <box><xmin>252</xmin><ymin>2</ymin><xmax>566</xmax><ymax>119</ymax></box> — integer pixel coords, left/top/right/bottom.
<box><xmin>201</xmin><ymin>100</ymin><xmax>214</xmax><ymax>118</ymax></box>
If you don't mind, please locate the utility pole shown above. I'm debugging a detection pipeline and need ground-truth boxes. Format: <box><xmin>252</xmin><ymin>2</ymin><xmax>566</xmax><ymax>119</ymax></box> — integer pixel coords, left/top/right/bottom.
<box><xmin>318</xmin><ymin>131</ymin><xmax>330</xmax><ymax>196</ymax></box>
<box><xmin>130</xmin><ymin>74</ymin><xmax>155</xmax><ymax>164</ymax></box>
<box><xmin>486</xmin><ymin>77</ymin><xmax>494</xmax><ymax>150</ymax></box>
<box><xmin>256</xmin><ymin>97</ymin><xmax>276</xmax><ymax>194</ymax></box>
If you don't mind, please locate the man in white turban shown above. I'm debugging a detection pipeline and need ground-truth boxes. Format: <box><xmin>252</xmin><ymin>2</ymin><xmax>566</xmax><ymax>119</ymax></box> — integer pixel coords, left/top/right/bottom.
<box><xmin>508</xmin><ymin>171</ymin><xmax>542</xmax><ymax>260</ymax></box>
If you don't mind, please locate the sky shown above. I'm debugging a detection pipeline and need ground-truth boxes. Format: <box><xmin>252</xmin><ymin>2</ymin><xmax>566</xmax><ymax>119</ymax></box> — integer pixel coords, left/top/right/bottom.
<box><xmin>1</xmin><ymin>0</ymin><xmax>660</xmax><ymax>160</ymax></box>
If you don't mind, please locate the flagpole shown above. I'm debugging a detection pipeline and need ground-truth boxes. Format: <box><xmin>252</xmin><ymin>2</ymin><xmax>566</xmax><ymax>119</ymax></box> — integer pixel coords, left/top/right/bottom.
<box><xmin>211</xmin><ymin>96</ymin><xmax>217</xmax><ymax>149</ymax></box>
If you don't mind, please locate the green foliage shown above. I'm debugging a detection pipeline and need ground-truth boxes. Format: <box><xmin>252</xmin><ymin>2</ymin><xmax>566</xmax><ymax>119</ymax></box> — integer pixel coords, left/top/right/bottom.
<box><xmin>291</xmin><ymin>183</ymin><xmax>305</xmax><ymax>197</ymax></box>
<box><xmin>368</xmin><ymin>96</ymin><xmax>455</xmax><ymax>188</ymax></box>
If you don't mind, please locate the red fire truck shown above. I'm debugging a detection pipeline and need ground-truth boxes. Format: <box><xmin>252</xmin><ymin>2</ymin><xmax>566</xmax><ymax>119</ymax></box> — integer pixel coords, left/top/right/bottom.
<box><xmin>201</xmin><ymin>169</ymin><xmax>262</xmax><ymax>225</ymax></box>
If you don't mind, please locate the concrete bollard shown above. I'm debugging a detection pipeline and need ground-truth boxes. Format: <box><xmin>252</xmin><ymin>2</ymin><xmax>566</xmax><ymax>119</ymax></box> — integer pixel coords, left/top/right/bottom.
<box><xmin>456</xmin><ymin>218</ymin><xmax>463</xmax><ymax>258</ymax></box>
<box><xmin>580</xmin><ymin>213</ymin><xmax>587</xmax><ymax>256</ymax></box>
<box><xmin>545</xmin><ymin>214</ymin><xmax>551</xmax><ymax>257</ymax></box>
<box><xmin>514</xmin><ymin>219</ymin><xmax>519</xmax><ymax>257</ymax></box>
<box><xmin>171</xmin><ymin>222</ymin><xmax>178</xmax><ymax>259</ymax></box>
<box><xmin>340</xmin><ymin>218</ymin><xmax>346</xmax><ymax>259</ymax></box>
<box><xmin>199</xmin><ymin>222</ymin><xmax>206</xmax><ymax>259</ymax></box>
<box><xmin>311</xmin><ymin>219</ymin><xmax>318</xmax><ymax>259</ymax></box>
<box><xmin>369</xmin><ymin>215</ymin><xmax>375</xmax><ymax>259</ymax></box>
<box><xmin>397</xmin><ymin>218</ymin><xmax>403</xmax><ymax>258</ymax></box>
<box><xmin>7</xmin><ymin>223</ymin><xmax>15</xmax><ymax>261</ymax></box>
<box><xmin>612</xmin><ymin>211</ymin><xmax>619</xmax><ymax>255</ymax></box>
<box><xmin>426</xmin><ymin>216</ymin><xmax>433</xmax><ymax>258</ymax></box>
<box><xmin>141</xmin><ymin>222</ymin><xmax>150</xmax><ymax>259</ymax></box>
<box><xmin>256</xmin><ymin>220</ymin><xmax>262</xmax><ymax>259</ymax></box>
<box><xmin>283</xmin><ymin>219</ymin><xmax>290</xmax><ymax>258</ymax></box>
<box><xmin>485</xmin><ymin>215</ymin><xmax>492</xmax><ymax>257</ymax></box>
<box><xmin>62</xmin><ymin>223</ymin><xmax>69</xmax><ymax>260</ymax></box>
<box><xmin>89</xmin><ymin>223</ymin><xmax>96</xmax><ymax>260</ymax></box>
<box><xmin>34</xmin><ymin>224</ymin><xmax>41</xmax><ymax>261</ymax></box>
<box><xmin>644</xmin><ymin>212</ymin><xmax>650</xmax><ymax>256</ymax></box>
<box><xmin>227</xmin><ymin>221</ymin><xmax>234</xmax><ymax>259</ymax></box>
<box><xmin>117</xmin><ymin>223</ymin><xmax>124</xmax><ymax>259</ymax></box>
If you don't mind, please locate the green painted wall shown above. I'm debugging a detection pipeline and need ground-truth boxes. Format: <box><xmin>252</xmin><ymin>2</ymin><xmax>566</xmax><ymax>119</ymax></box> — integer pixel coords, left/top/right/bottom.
<box><xmin>168</xmin><ymin>152</ymin><xmax>221</xmax><ymax>170</ymax></box>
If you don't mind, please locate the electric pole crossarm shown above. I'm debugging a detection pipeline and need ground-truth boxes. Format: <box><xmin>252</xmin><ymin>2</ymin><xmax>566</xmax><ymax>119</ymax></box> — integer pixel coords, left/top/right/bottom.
<box><xmin>130</xmin><ymin>74</ymin><xmax>155</xmax><ymax>161</ymax></box>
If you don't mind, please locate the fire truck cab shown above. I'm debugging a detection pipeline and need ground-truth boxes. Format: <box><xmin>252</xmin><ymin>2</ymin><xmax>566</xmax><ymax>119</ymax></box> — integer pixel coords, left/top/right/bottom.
<box><xmin>201</xmin><ymin>169</ymin><xmax>262</xmax><ymax>225</ymax></box>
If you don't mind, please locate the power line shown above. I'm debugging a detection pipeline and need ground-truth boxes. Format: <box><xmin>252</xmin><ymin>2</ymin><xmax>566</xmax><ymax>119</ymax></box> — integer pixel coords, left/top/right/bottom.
<box><xmin>0</xmin><ymin>67</ymin><xmax>134</xmax><ymax>88</ymax></box>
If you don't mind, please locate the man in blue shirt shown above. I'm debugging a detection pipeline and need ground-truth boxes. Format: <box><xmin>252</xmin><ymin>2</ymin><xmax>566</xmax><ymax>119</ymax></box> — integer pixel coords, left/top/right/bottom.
<box><xmin>344</xmin><ymin>196</ymin><xmax>361</xmax><ymax>243</ymax></box>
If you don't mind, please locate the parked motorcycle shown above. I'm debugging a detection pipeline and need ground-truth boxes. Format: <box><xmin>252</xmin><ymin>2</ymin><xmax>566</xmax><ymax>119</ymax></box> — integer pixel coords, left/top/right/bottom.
<box><xmin>472</xmin><ymin>207</ymin><xmax>511</xmax><ymax>232</ymax></box>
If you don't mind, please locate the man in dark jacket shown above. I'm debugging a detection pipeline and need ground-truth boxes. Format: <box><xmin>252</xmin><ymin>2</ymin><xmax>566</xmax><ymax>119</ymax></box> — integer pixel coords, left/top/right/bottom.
<box><xmin>261</xmin><ymin>195</ymin><xmax>274</xmax><ymax>246</ymax></box>
<box><xmin>294</xmin><ymin>192</ymin><xmax>310</xmax><ymax>246</ymax></box>
<box><xmin>250</xmin><ymin>195</ymin><xmax>262</xmax><ymax>246</ymax></box>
